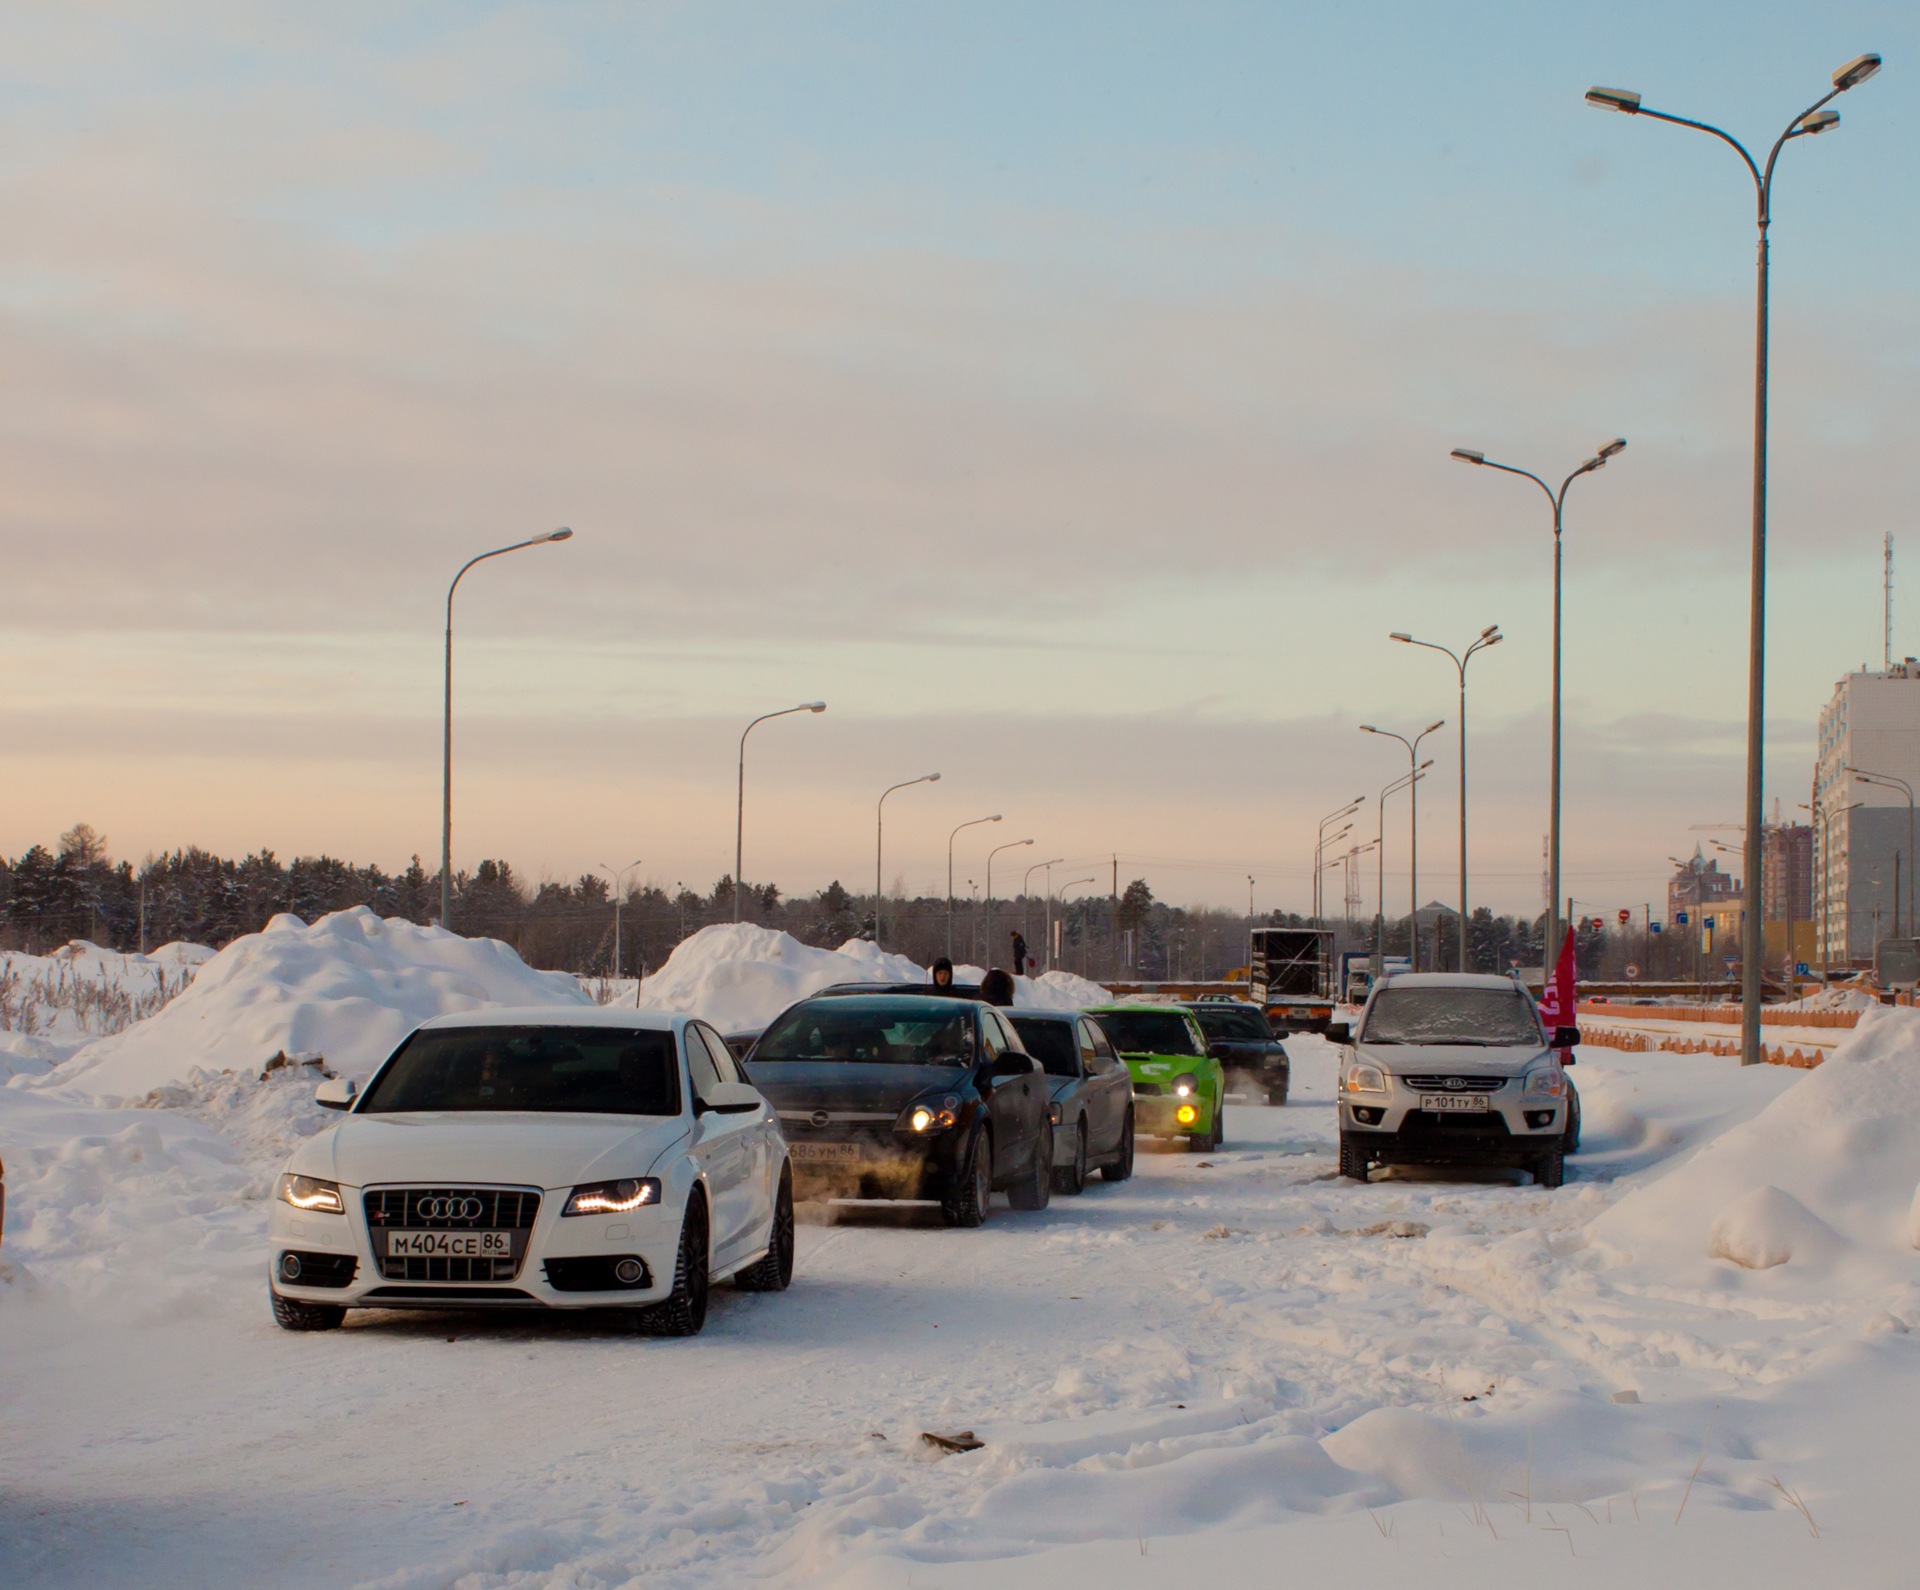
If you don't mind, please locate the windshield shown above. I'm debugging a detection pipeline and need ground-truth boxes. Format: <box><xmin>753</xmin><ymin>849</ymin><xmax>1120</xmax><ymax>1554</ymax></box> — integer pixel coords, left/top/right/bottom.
<box><xmin>1093</xmin><ymin>1011</ymin><xmax>1201</xmax><ymax>1058</ymax></box>
<box><xmin>1361</xmin><ymin>987</ymin><xmax>1543</xmax><ymax>1046</ymax></box>
<box><xmin>358</xmin><ymin>1026</ymin><xmax>680</xmax><ymax>1115</ymax></box>
<box><xmin>754</xmin><ymin>1001</ymin><xmax>974</xmax><ymax>1066</ymax></box>
<box><xmin>1190</xmin><ymin>1006</ymin><xmax>1271</xmax><ymax>1042</ymax></box>
<box><xmin>1009</xmin><ymin>1017</ymin><xmax>1079</xmax><ymax>1078</ymax></box>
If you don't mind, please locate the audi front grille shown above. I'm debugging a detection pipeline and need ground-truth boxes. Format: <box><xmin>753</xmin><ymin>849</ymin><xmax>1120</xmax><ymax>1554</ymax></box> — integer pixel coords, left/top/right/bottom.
<box><xmin>363</xmin><ymin>1186</ymin><xmax>541</xmax><ymax>1283</ymax></box>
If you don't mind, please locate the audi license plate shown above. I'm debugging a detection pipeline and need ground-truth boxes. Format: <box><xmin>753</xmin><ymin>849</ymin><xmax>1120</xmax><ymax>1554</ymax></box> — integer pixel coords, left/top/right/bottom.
<box><xmin>1422</xmin><ymin>1094</ymin><xmax>1489</xmax><ymax>1113</ymax></box>
<box><xmin>789</xmin><ymin>1142</ymin><xmax>862</xmax><ymax>1164</ymax></box>
<box><xmin>385</xmin><ymin>1230</ymin><xmax>513</xmax><ymax>1259</ymax></box>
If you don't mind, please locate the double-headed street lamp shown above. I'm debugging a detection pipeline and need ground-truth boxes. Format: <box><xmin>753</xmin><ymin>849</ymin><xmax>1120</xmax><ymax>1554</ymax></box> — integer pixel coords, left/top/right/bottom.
<box><xmin>1313</xmin><ymin>798</ymin><xmax>1363</xmax><ymax>923</ymax></box>
<box><xmin>1451</xmin><ymin>440</ymin><xmax>1624</xmax><ymax>972</ymax></box>
<box><xmin>598</xmin><ymin>858</ymin><xmax>643</xmax><ymax>978</ymax></box>
<box><xmin>947</xmin><ymin>814</ymin><xmax>1002</xmax><ymax>957</ymax></box>
<box><xmin>442</xmin><ymin>528</ymin><xmax>574</xmax><ymax>929</ymax></box>
<box><xmin>1372</xmin><ymin>762</ymin><xmax>1433</xmax><ymax>974</ymax></box>
<box><xmin>735</xmin><ymin>702</ymin><xmax>826</xmax><ymax>921</ymax></box>
<box><xmin>1843</xmin><ymin>766</ymin><xmax>1914</xmax><ymax>937</ymax></box>
<box><xmin>1361</xmin><ymin>720</ymin><xmax>1445</xmax><ymax>970</ymax></box>
<box><xmin>1390</xmin><ymin>626</ymin><xmax>1502</xmax><ymax>967</ymax></box>
<box><xmin>875</xmin><ymin>773</ymin><xmax>940</xmax><ymax>951</ymax></box>
<box><xmin>1588</xmin><ymin>52</ymin><xmax>1882</xmax><ymax>1065</ymax></box>
<box><xmin>986</xmin><ymin>838</ymin><xmax>1034</xmax><ymax>969</ymax></box>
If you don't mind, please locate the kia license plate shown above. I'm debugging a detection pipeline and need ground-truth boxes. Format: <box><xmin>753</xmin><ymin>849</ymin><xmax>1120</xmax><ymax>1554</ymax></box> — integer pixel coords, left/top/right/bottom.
<box><xmin>789</xmin><ymin>1142</ymin><xmax>863</xmax><ymax>1164</ymax></box>
<box><xmin>385</xmin><ymin>1230</ymin><xmax>513</xmax><ymax>1259</ymax></box>
<box><xmin>1422</xmin><ymin>1094</ymin><xmax>1489</xmax><ymax>1113</ymax></box>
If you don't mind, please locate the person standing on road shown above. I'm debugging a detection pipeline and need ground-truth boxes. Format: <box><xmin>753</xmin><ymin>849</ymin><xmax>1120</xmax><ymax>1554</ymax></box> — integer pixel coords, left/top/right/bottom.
<box><xmin>979</xmin><ymin>967</ymin><xmax>1015</xmax><ymax>1007</ymax></box>
<box><xmin>931</xmin><ymin>957</ymin><xmax>955</xmax><ymax>990</ymax></box>
<box><xmin>1010</xmin><ymin>931</ymin><xmax>1028</xmax><ymax>977</ymax></box>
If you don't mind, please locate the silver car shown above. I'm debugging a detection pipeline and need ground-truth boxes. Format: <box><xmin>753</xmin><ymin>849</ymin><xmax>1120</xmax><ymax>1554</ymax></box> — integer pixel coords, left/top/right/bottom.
<box><xmin>1329</xmin><ymin>972</ymin><xmax>1579</xmax><ymax>1188</ymax></box>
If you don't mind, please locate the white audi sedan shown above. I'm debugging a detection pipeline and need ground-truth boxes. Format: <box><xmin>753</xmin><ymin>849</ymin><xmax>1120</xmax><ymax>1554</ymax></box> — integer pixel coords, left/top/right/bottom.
<box><xmin>267</xmin><ymin>1008</ymin><xmax>793</xmax><ymax>1335</ymax></box>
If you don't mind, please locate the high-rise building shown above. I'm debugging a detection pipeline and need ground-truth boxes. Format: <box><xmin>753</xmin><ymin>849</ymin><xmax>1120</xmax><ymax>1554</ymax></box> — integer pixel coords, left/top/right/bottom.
<box><xmin>1763</xmin><ymin>823</ymin><xmax>1813</xmax><ymax>925</ymax></box>
<box><xmin>1812</xmin><ymin>662</ymin><xmax>1920</xmax><ymax>964</ymax></box>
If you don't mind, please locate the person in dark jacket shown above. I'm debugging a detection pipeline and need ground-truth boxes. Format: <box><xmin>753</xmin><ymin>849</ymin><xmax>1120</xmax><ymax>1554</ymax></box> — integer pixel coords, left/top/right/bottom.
<box><xmin>931</xmin><ymin>957</ymin><xmax>955</xmax><ymax>990</ymax></box>
<box><xmin>1010</xmin><ymin>931</ymin><xmax>1028</xmax><ymax>977</ymax></box>
<box><xmin>979</xmin><ymin>967</ymin><xmax>1015</xmax><ymax>1007</ymax></box>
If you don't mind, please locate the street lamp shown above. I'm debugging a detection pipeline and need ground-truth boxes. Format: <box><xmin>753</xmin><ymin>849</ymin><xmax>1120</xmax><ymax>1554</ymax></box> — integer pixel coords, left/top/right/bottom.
<box><xmin>1316</xmin><ymin>821</ymin><xmax>1355</xmax><ymax>921</ymax></box>
<box><xmin>1843</xmin><ymin>766</ymin><xmax>1914</xmax><ymax>937</ymax></box>
<box><xmin>1390</xmin><ymin>625</ymin><xmax>1503</xmax><ymax>967</ymax></box>
<box><xmin>1314</xmin><ymin>798</ymin><xmax>1364</xmax><ymax>923</ymax></box>
<box><xmin>986</xmin><ymin>838</ymin><xmax>1034</xmax><ymax>970</ymax></box>
<box><xmin>1058</xmin><ymin>877</ymin><xmax>1098</xmax><ymax>978</ymax></box>
<box><xmin>735</xmin><ymin>702</ymin><xmax>826</xmax><ymax>921</ymax></box>
<box><xmin>598</xmin><ymin>858</ymin><xmax>643</xmax><ymax>978</ymax></box>
<box><xmin>947</xmin><ymin>815</ymin><xmax>1002</xmax><ymax>957</ymax></box>
<box><xmin>875</xmin><ymin>773</ymin><xmax>940</xmax><ymax>951</ymax></box>
<box><xmin>1588</xmin><ymin>53</ymin><xmax>1882</xmax><ymax>1062</ymax></box>
<box><xmin>1024</xmin><ymin>855</ymin><xmax>1064</xmax><ymax>964</ymax></box>
<box><xmin>1451</xmin><ymin>440</ymin><xmax>1624</xmax><ymax>973</ymax></box>
<box><xmin>441</xmin><ymin>527</ymin><xmax>573</xmax><ymax>929</ymax></box>
<box><xmin>1360</xmin><ymin>719</ymin><xmax>1445</xmax><ymax>969</ymax></box>
<box><xmin>1372</xmin><ymin>762</ymin><xmax>1433</xmax><ymax>975</ymax></box>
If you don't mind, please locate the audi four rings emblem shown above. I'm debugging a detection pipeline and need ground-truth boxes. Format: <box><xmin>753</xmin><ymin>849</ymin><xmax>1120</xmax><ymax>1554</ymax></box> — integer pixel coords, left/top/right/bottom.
<box><xmin>809</xmin><ymin>1110</ymin><xmax>831</xmax><ymax>1129</ymax></box>
<box><xmin>417</xmin><ymin>1196</ymin><xmax>484</xmax><ymax>1220</ymax></box>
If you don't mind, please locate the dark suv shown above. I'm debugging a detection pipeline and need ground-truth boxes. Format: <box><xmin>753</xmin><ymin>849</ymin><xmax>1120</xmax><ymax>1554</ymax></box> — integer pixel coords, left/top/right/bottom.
<box><xmin>1186</xmin><ymin>1001</ymin><xmax>1291</xmax><ymax>1106</ymax></box>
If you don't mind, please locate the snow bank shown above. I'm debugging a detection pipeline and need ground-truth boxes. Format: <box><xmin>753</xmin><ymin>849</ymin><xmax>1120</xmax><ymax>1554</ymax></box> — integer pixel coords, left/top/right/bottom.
<box><xmin>47</xmin><ymin>908</ymin><xmax>588</xmax><ymax>1101</ymax></box>
<box><xmin>635</xmin><ymin>924</ymin><xmax>1111</xmax><ymax>1033</ymax></box>
<box><xmin>1590</xmin><ymin>1006</ymin><xmax>1920</xmax><ymax>1278</ymax></box>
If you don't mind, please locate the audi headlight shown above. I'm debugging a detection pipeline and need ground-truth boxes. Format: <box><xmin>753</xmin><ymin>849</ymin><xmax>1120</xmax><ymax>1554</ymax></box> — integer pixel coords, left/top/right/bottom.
<box><xmin>1171</xmin><ymin>1073</ymin><xmax>1200</xmax><ymax>1098</ymax></box>
<box><xmin>1343</xmin><ymin>1064</ymin><xmax>1387</xmax><ymax>1095</ymax></box>
<box><xmin>563</xmin><ymin>1178</ymin><xmax>661</xmax><ymax>1217</ymax></box>
<box><xmin>276</xmin><ymin>1174</ymin><xmax>344</xmax><ymax>1215</ymax></box>
<box><xmin>899</xmin><ymin>1096</ymin><xmax>960</xmax><ymax>1133</ymax></box>
<box><xmin>1521</xmin><ymin>1064</ymin><xmax>1567</xmax><ymax>1101</ymax></box>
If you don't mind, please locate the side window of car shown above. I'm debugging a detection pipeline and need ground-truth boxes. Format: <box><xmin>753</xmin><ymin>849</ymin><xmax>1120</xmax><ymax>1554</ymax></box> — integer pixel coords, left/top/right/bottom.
<box><xmin>1076</xmin><ymin>1019</ymin><xmax>1100</xmax><ymax>1074</ymax></box>
<box><xmin>684</xmin><ymin>1023</ymin><xmax>722</xmax><ymax>1103</ymax></box>
<box><xmin>695</xmin><ymin>1024</ymin><xmax>743</xmax><ymax>1087</ymax></box>
<box><xmin>979</xmin><ymin>1010</ymin><xmax>1006</xmax><ymax>1060</ymax></box>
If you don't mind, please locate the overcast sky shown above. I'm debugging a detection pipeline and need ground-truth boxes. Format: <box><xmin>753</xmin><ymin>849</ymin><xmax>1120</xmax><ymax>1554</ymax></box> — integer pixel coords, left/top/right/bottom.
<box><xmin>1</xmin><ymin>1</ymin><xmax>1915</xmax><ymax>918</ymax></box>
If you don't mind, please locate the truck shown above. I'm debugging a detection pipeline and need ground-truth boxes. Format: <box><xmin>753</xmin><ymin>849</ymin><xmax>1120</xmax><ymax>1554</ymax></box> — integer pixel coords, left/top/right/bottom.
<box><xmin>1248</xmin><ymin>928</ymin><xmax>1337</xmax><ymax>1034</ymax></box>
<box><xmin>1338</xmin><ymin>949</ymin><xmax>1410</xmax><ymax>1004</ymax></box>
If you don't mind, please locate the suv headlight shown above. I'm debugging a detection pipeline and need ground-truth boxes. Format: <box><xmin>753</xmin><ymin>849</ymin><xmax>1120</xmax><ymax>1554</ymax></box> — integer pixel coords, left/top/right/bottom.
<box><xmin>276</xmin><ymin>1174</ymin><xmax>344</xmax><ymax>1214</ymax></box>
<box><xmin>898</xmin><ymin>1095</ymin><xmax>961</xmax><ymax>1133</ymax></box>
<box><xmin>1171</xmin><ymin>1073</ymin><xmax>1200</xmax><ymax>1098</ymax></box>
<box><xmin>563</xmin><ymin>1178</ymin><xmax>662</xmax><ymax>1216</ymax></box>
<box><xmin>1342</xmin><ymin>1064</ymin><xmax>1387</xmax><ymax>1095</ymax></box>
<box><xmin>1521</xmin><ymin>1063</ymin><xmax>1567</xmax><ymax>1100</ymax></box>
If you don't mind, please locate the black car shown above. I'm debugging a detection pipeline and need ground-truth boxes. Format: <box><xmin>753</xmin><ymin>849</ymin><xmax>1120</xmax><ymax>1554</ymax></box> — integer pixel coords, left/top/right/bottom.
<box><xmin>1007</xmin><ymin>1011</ymin><xmax>1136</xmax><ymax>1194</ymax></box>
<box><xmin>1186</xmin><ymin>1001</ymin><xmax>1291</xmax><ymax>1105</ymax></box>
<box><xmin>748</xmin><ymin>995</ymin><xmax>1052</xmax><ymax>1225</ymax></box>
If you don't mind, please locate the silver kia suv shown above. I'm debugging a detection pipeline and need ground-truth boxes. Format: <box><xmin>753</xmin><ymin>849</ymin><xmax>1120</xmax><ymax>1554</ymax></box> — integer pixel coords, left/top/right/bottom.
<box><xmin>1329</xmin><ymin>972</ymin><xmax>1579</xmax><ymax>1188</ymax></box>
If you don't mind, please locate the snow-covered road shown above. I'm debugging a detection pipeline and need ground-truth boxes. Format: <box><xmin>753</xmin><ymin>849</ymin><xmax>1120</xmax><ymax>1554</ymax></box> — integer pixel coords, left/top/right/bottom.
<box><xmin>8</xmin><ymin>1032</ymin><xmax>1920</xmax><ymax>1589</ymax></box>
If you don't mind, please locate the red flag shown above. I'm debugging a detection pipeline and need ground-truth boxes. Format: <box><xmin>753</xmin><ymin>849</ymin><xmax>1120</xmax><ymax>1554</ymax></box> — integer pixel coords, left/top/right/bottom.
<box><xmin>1537</xmin><ymin>925</ymin><xmax>1576</xmax><ymax>1037</ymax></box>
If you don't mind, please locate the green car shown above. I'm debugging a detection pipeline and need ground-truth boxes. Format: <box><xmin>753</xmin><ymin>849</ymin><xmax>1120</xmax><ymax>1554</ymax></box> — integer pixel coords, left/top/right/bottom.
<box><xmin>1086</xmin><ymin>1004</ymin><xmax>1225</xmax><ymax>1152</ymax></box>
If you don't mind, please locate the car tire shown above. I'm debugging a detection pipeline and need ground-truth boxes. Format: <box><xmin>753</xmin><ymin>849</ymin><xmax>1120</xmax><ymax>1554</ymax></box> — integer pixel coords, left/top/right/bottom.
<box><xmin>1563</xmin><ymin>1084</ymin><xmax>1582</xmax><ymax>1155</ymax></box>
<box><xmin>1053</xmin><ymin>1120</ymin><xmax>1088</xmax><ymax>1196</ymax></box>
<box><xmin>270</xmin><ymin>1290</ymin><xmax>345</xmax><ymax>1332</ymax></box>
<box><xmin>733</xmin><ymin>1166</ymin><xmax>794</xmax><ymax>1292</ymax></box>
<box><xmin>638</xmin><ymin>1195</ymin><xmax>709</xmax><ymax>1336</ymax></box>
<box><xmin>1266</xmin><ymin>1079</ymin><xmax>1289</xmax><ymax>1107</ymax></box>
<box><xmin>1533</xmin><ymin>1148</ymin><xmax>1565</xmax><ymax>1189</ymax></box>
<box><xmin>1101</xmin><ymin>1109</ymin><xmax>1135</xmax><ymax>1182</ymax></box>
<box><xmin>1338</xmin><ymin>1134</ymin><xmax>1371</xmax><ymax>1182</ymax></box>
<box><xmin>1189</xmin><ymin>1105</ymin><xmax>1222</xmax><ymax>1154</ymax></box>
<box><xmin>1009</xmin><ymin>1121</ymin><xmax>1053</xmax><ymax>1210</ymax></box>
<box><xmin>942</xmin><ymin>1129</ymin><xmax>993</xmax><ymax>1227</ymax></box>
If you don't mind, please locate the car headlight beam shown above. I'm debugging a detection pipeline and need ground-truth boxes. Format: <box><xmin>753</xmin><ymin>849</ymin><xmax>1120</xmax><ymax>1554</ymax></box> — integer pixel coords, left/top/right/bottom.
<box><xmin>1343</xmin><ymin>1064</ymin><xmax>1387</xmax><ymax>1095</ymax></box>
<box><xmin>899</xmin><ymin>1096</ymin><xmax>960</xmax><ymax>1133</ymax></box>
<box><xmin>1171</xmin><ymin>1072</ymin><xmax>1200</xmax><ymax>1098</ymax></box>
<box><xmin>563</xmin><ymin>1178</ymin><xmax>662</xmax><ymax>1217</ymax></box>
<box><xmin>276</xmin><ymin>1174</ymin><xmax>344</xmax><ymax>1214</ymax></box>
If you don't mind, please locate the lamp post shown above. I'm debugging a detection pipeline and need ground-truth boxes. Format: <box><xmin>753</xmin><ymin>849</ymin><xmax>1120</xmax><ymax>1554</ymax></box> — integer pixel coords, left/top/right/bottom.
<box><xmin>1390</xmin><ymin>626</ymin><xmax>1502</xmax><ymax>967</ymax></box>
<box><xmin>1360</xmin><ymin>720</ymin><xmax>1445</xmax><ymax>969</ymax></box>
<box><xmin>1843</xmin><ymin>767</ymin><xmax>1914</xmax><ymax>938</ymax></box>
<box><xmin>1024</xmin><ymin>856</ymin><xmax>1064</xmax><ymax>958</ymax></box>
<box><xmin>735</xmin><ymin>702</ymin><xmax>826</xmax><ymax>921</ymax></box>
<box><xmin>1058</xmin><ymin>877</ymin><xmax>1098</xmax><ymax>978</ymax></box>
<box><xmin>442</xmin><ymin>527</ymin><xmax>573</xmax><ymax>929</ymax></box>
<box><xmin>1450</xmin><ymin>440</ymin><xmax>1624</xmax><ymax>972</ymax></box>
<box><xmin>1587</xmin><ymin>53</ymin><xmax>1882</xmax><ymax>1061</ymax></box>
<box><xmin>875</xmin><ymin>773</ymin><xmax>940</xmax><ymax>951</ymax></box>
<box><xmin>598</xmin><ymin>858</ymin><xmax>643</xmax><ymax>978</ymax></box>
<box><xmin>1247</xmin><ymin>874</ymin><xmax>1255</xmax><ymax>975</ymax></box>
<box><xmin>1314</xmin><ymin>798</ymin><xmax>1364</xmax><ymax>923</ymax></box>
<box><xmin>1372</xmin><ymin>762</ymin><xmax>1432</xmax><ymax>975</ymax></box>
<box><xmin>947</xmin><ymin>814</ymin><xmax>1002</xmax><ymax>957</ymax></box>
<box><xmin>1316</xmin><ymin>821</ymin><xmax>1355</xmax><ymax>926</ymax></box>
<box><xmin>986</xmin><ymin>838</ymin><xmax>1034</xmax><ymax>970</ymax></box>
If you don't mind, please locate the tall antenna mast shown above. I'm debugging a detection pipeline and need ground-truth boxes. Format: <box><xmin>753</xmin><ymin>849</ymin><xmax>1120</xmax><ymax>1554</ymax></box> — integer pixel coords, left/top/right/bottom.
<box><xmin>1886</xmin><ymin>531</ymin><xmax>1894</xmax><ymax>672</ymax></box>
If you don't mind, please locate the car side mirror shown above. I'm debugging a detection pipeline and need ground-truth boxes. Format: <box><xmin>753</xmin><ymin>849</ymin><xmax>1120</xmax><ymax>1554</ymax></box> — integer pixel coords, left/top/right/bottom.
<box><xmin>697</xmin><ymin>1079</ymin><xmax>764</xmax><ymax>1115</ymax></box>
<box><xmin>315</xmin><ymin>1077</ymin><xmax>358</xmax><ymax>1111</ymax></box>
<box><xmin>1325</xmin><ymin>1021</ymin><xmax>1352</xmax><ymax>1046</ymax></box>
<box><xmin>1553</xmin><ymin>1027</ymin><xmax>1581</xmax><ymax>1050</ymax></box>
<box><xmin>989</xmin><ymin>1051</ymin><xmax>1035</xmax><ymax>1079</ymax></box>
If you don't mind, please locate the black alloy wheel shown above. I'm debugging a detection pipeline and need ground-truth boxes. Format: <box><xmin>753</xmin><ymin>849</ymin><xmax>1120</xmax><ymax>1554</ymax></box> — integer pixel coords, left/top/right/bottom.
<box><xmin>1053</xmin><ymin>1120</ymin><xmax>1088</xmax><ymax>1196</ymax></box>
<box><xmin>1008</xmin><ymin>1120</ymin><xmax>1053</xmax><ymax>1210</ymax></box>
<box><xmin>270</xmin><ymin>1291</ymin><xmax>345</xmax><ymax>1332</ymax></box>
<box><xmin>734</xmin><ymin>1166</ymin><xmax>794</xmax><ymax>1292</ymax></box>
<box><xmin>639</xmin><ymin>1196</ymin><xmax>709</xmax><ymax>1335</ymax></box>
<box><xmin>942</xmin><ymin>1128</ymin><xmax>993</xmax><ymax>1227</ymax></box>
<box><xmin>1101</xmin><ymin>1108</ymin><xmax>1135</xmax><ymax>1182</ymax></box>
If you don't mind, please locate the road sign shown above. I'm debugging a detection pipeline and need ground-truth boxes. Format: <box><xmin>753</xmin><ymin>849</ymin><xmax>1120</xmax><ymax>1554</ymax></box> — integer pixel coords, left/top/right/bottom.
<box><xmin>1624</xmin><ymin>963</ymin><xmax>1641</xmax><ymax>979</ymax></box>
<box><xmin>1676</xmin><ymin>911</ymin><xmax>1689</xmax><ymax>926</ymax></box>
<box><xmin>1618</xmin><ymin>909</ymin><xmax>1631</xmax><ymax>924</ymax></box>
<box><xmin>1796</xmin><ymin>962</ymin><xmax>1810</xmax><ymax>975</ymax></box>
<box><xmin>1650</xmin><ymin>921</ymin><xmax>1663</xmax><ymax>934</ymax></box>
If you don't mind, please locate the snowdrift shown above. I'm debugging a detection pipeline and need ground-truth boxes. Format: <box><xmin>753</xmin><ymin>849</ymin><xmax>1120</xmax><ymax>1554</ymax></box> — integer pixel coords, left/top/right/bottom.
<box><xmin>49</xmin><ymin>908</ymin><xmax>588</xmax><ymax>1101</ymax></box>
<box><xmin>1590</xmin><ymin>1006</ymin><xmax>1920</xmax><ymax>1279</ymax></box>
<box><xmin>635</xmin><ymin>924</ymin><xmax>1109</xmax><ymax>1034</ymax></box>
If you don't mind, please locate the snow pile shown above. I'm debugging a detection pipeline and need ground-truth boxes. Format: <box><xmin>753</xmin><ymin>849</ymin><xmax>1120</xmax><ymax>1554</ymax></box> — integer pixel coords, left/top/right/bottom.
<box><xmin>1591</xmin><ymin>1005</ymin><xmax>1920</xmax><ymax>1279</ymax></box>
<box><xmin>635</xmin><ymin>924</ymin><xmax>1111</xmax><ymax>1033</ymax></box>
<box><xmin>46</xmin><ymin>908</ymin><xmax>588</xmax><ymax>1102</ymax></box>
<box><xmin>1778</xmin><ymin>985</ymin><xmax>1878</xmax><ymax>1013</ymax></box>
<box><xmin>0</xmin><ymin>938</ymin><xmax>213</xmax><ymax>1063</ymax></box>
